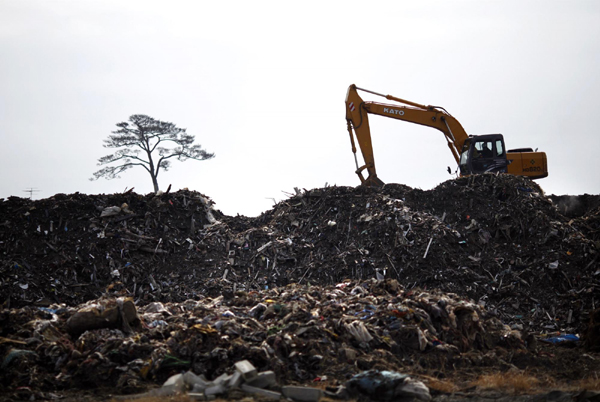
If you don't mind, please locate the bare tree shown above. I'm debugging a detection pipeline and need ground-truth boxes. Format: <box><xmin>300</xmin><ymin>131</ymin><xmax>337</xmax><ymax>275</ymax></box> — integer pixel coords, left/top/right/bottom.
<box><xmin>91</xmin><ymin>114</ymin><xmax>214</xmax><ymax>192</ymax></box>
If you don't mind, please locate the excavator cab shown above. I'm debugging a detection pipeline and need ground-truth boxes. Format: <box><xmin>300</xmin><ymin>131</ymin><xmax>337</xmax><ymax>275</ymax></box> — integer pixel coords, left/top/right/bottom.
<box><xmin>459</xmin><ymin>134</ymin><xmax>509</xmax><ymax>176</ymax></box>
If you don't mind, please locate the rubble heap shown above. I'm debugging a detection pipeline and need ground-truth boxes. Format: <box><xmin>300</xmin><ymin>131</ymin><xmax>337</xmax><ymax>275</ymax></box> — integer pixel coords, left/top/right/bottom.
<box><xmin>2</xmin><ymin>279</ymin><xmax>594</xmax><ymax>401</ymax></box>
<box><xmin>1</xmin><ymin>173</ymin><xmax>599</xmax><ymax>399</ymax></box>
<box><xmin>1</xmin><ymin>175</ymin><xmax>598</xmax><ymax>334</ymax></box>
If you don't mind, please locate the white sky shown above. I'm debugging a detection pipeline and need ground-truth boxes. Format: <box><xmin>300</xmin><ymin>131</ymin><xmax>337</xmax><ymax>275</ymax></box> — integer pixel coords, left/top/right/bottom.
<box><xmin>1</xmin><ymin>1</ymin><xmax>599</xmax><ymax>216</ymax></box>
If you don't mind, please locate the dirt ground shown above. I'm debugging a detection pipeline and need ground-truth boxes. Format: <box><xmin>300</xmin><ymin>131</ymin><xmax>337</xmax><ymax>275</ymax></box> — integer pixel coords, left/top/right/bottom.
<box><xmin>1</xmin><ymin>174</ymin><xmax>599</xmax><ymax>401</ymax></box>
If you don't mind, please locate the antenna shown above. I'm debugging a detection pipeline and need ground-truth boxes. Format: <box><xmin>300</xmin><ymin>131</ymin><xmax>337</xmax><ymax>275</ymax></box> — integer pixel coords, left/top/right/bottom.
<box><xmin>23</xmin><ymin>188</ymin><xmax>40</xmax><ymax>199</ymax></box>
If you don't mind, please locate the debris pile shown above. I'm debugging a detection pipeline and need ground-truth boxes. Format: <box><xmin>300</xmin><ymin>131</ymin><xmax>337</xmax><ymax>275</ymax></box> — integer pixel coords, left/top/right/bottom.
<box><xmin>113</xmin><ymin>360</ymin><xmax>432</xmax><ymax>401</ymax></box>
<box><xmin>550</xmin><ymin>194</ymin><xmax>600</xmax><ymax>219</ymax></box>
<box><xmin>1</xmin><ymin>173</ymin><xmax>599</xmax><ymax>399</ymax></box>
<box><xmin>0</xmin><ymin>189</ymin><xmax>224</xmax><ymax>307</ymax></box>
<box><xmin>111</xmin><ymin>359</ymin><xmax>327</xmax><ymax>401</ymax></box>
<box><xmin>0</xmin><ymin>280</ymin><xmax>536</xmax><ymax>400</ymax></box>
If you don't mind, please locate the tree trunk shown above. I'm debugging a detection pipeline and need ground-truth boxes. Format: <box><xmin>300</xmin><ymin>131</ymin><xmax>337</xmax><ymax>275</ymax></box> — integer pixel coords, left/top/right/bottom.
<box><xmin>152</xmin><ymin>175</ymin><xmax>159</xmax><ymax>193</ymax></box>
<box><xmin>146</xmin><ymin>148</ymin><xmax>159</xmax><ymax>193</ymax></box>
<box><xmin>149</xmin><ymin>171</ymin><xmax>159</xmax><ymax>193</ymax></box>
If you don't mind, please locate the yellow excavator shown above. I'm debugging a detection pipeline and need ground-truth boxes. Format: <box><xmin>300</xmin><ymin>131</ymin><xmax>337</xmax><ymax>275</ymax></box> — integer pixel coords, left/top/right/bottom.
<box><xmin>345</xmin><ymin>84</ymin><xmax>548</xmax><ymax>187</ymax></box>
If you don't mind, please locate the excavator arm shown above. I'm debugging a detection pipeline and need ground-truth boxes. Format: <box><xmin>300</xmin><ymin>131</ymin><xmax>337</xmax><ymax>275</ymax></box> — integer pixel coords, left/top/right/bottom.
<box><xmin>346</xmin><ymin>84</ymin><xmax>470</xmax><ymax>186</ymax></box>
<box><xmin>345</xmin><ymin>84</ymin><xmax>548</xmax><ymax>184</ymax></box>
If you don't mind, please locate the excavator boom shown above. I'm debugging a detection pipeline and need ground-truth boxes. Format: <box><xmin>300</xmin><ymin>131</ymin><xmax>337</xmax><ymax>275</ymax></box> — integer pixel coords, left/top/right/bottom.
<box><xmin>345</xmin><ymin>84</ymin><xmax>547</xmax><ymax>185</ymax></box>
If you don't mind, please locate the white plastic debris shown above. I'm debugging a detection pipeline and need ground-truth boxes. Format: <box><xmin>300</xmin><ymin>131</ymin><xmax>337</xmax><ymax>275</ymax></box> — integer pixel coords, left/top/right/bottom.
<box><xmin>100</xmin><ymin>206</ymin><xmax>122</xmax><ymax>217</ymax></box>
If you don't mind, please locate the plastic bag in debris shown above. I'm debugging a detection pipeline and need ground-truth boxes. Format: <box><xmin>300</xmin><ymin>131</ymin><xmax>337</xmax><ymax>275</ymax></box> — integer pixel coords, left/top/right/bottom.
<box><xmin>345</xmin><ymin>370</ymin><xmax>431</xmax><ymax>401</ymax></box>
<box><xmin>344</xmin><ymin>320</ymin><xmax>373</xmax><ymax>343</ymax></box>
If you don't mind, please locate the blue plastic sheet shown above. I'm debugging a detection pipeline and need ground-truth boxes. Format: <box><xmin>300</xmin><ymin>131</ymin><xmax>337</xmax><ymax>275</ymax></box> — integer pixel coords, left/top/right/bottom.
<box><xmin>543</xmin><ymin>334</ymin><xmax>579</xmax><ymax>344</ymax></box>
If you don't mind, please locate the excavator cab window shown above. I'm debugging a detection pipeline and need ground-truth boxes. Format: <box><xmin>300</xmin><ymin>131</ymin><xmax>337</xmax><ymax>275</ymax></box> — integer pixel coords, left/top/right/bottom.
<box><xmin>474</xmin><ymin>141</ymin><xmax>494</xmax><ymax>159</ymax></box>
<box><xmin>459</xmin><ymin>139</ymin><xmax>471</xmax><ymax>167</ymax></box>
<box><xmin>495</xmin><ymin>140</ymin><xmax>504</xmax><ymax>157</ymax></box>
<box><xmin>461</xmin><ymin>135</ymin><xmax>508</xmax><ymax>175</ymax></box>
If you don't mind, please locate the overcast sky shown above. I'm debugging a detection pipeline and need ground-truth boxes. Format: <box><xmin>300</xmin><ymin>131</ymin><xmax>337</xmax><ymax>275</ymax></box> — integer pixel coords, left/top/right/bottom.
<box><xmin>1</xmin><ymin>1</ymin><xmax>599</xmax><ymax>216</ymax></box>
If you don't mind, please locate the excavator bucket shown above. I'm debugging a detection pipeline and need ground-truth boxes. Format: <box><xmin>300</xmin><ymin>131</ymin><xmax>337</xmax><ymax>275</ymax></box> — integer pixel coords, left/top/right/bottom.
<box><xmin>361</xmin><ymin>173</ymin><xmax>385</xmax><ymax>188</ymax></box>
<box><xmin>354</xmin><ymin>164</ymin><xmax>385</xmax><ymax>187</ymax></box>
